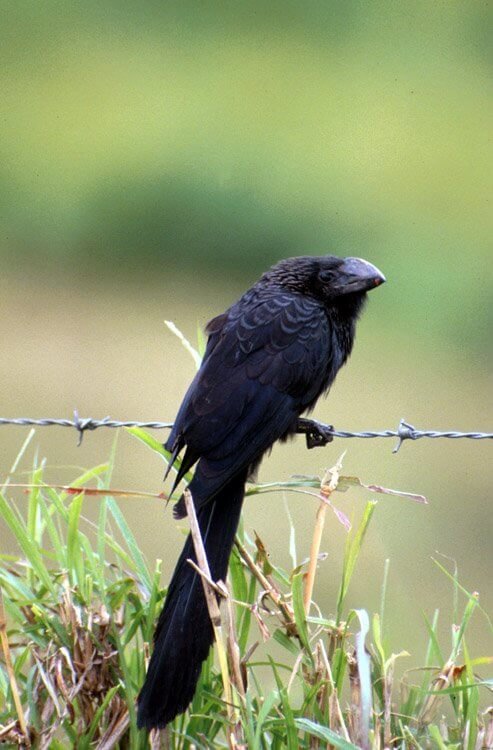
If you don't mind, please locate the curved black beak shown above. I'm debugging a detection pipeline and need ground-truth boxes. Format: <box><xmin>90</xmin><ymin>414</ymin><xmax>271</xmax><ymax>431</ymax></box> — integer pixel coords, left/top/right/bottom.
<box><xmin>333</xmin><ymin>257</ymin><xmax>386</xmax><ymax>295</ymax></box>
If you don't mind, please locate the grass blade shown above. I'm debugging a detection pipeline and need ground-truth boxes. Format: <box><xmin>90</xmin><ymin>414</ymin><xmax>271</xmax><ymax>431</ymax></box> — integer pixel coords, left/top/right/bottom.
<box><xmin>336</xmin><ymin>501</ymin><xmax>377</xmax><ymax>622</ymax></box>
<box><xmin>292</xmin><ymin>571</ymin><xmax>313</xmax><ymax>662</ymax></box>
<box><xmin>295</xmin><ymin>718</ymin><xmax>359</xmax><ymax>748</ymax></box>
<box><xmin>352</xmin><ymin>608</ymin><xmax>372</xmax><ymax>750</ymax></box>
<box><xmin>106</xmin><ymin>497</ymin><xmax>151</xmax><ymax>592</ymax></box>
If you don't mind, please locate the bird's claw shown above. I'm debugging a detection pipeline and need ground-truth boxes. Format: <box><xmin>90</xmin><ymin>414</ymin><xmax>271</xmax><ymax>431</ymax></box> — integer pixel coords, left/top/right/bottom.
<box><xmin>305</xmin><ymin>424</ymin><xmax>334</xmax><ymax>449</ymax></box>
<box><xmin>296</xmin><ymin>418</ymin><xmax>334</xmax><ymax>449</ymax></box>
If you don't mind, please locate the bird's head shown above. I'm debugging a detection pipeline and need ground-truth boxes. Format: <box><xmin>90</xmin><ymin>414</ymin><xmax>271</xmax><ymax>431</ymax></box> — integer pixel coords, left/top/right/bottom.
<box><xmin>262</xmin><ymin>255</ymin><xmax>385</xmax><ymax>313</ymax></box>
<box><xmin>314</xmin><ymin>256</ymin><xmax>386</xmax><ymax>298</ymax></box>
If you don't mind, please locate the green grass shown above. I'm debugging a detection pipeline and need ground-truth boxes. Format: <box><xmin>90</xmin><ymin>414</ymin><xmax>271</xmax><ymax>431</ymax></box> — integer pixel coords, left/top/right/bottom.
<box><xmin>0</xmin><ymin>432</ymin><xmax>491</xmax><ymax>749</ymax></box>
<box><xmin>1</xmin><ymin>329</ymin><xmax>491</xmax><ymax>747</ymax></box>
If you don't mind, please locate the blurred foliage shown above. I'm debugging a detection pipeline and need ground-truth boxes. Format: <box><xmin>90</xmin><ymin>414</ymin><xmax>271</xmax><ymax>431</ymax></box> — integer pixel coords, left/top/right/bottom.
<box><xmin>1</xmin><ymin>1</ymin><xmax>491</xmax><ymax>349</ymax></box>
<box><xmin>0</xmin><ymin>1</ymin><xmax>492</xmax><ymax>683</ymax></box>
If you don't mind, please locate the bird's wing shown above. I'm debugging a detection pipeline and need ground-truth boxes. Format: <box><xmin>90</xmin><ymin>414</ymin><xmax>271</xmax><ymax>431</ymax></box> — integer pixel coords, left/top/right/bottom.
<box><xmin>166</xmin><ymin>291</ymin><xmax>332</xmax><ymax>490</ymax></box>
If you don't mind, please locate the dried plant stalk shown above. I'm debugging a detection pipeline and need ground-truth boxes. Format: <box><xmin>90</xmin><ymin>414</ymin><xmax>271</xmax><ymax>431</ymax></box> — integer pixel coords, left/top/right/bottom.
<box><xmin>183</xmin><ymin>490</ymin><xmax>237</xmax><ymax>746</ymax></box>
<box><xmin>303</xmin><ymin>453</ymin><xmax>345</xmax><ymax>613</ymax></box>
<box><xmin>234</xmin><ymin>537</ymin><xmax>296</xmax><ymax>632</ymax></box>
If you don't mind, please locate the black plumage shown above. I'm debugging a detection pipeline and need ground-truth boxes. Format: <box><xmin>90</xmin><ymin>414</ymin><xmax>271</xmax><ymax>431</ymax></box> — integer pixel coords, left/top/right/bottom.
<box><xmin>137</xmin><ymin>254</ymin><xmax>385</xmax><ymax>729</ymax></box>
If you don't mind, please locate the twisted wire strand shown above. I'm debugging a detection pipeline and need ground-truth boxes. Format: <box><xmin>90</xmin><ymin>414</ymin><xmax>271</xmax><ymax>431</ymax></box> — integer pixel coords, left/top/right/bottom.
<box><xmin>0</xmin><ymin>414</ymin><xmax>491</xmax><ymax>453</ymax></box>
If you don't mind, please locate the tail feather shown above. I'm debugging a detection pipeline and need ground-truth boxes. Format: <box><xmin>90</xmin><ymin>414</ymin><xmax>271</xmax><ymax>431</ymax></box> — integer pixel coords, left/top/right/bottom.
<box><xmin>137</xmin><ymin>469</ymin><xmax>246</xmax><ymax>730</ymax></box>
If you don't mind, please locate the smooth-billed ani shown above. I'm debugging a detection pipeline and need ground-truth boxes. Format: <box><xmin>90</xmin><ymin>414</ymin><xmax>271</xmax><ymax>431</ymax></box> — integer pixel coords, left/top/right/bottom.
<box><xmin>137</xmin><ymin>255</ymin><xmax>385</xmax><ymax>729</ymax></box>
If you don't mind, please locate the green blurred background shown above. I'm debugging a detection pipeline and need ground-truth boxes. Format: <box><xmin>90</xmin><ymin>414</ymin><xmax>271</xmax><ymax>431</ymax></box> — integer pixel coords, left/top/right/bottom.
<box><xmin>1</xmin><ymin>1</ymin><xmax>491</xmax><ymax>667</ymax></box>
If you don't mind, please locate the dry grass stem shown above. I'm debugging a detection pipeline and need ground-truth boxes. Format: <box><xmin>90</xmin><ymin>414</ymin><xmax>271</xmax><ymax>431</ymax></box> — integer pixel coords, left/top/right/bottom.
<box><xmin>183</xmin><ymin>490</ymin><xmax>222</xmax><ymax>626</ymax></box>
<box><xmin>148</xmin><ymin>725</ymin><xmax>168</xmax><ymax>750</ymax></box>
<box><xmin>185</xmin><ymin>558</ymin><xmax>227</xmax><ymax>598</ymax></box>
<box><xmin>303</xmin><ymin>452</ymin><xmax>345</xmax><ymax>613</ymax></box>
<box><xmin>234</xmin><ymin>538</ymin><xmax>296</xmax><ymax>632</ymax></box>
<box><xmin>183</xmin><ymin>490</ymin><xmax>237</xmax><ymax>747</ymax></box>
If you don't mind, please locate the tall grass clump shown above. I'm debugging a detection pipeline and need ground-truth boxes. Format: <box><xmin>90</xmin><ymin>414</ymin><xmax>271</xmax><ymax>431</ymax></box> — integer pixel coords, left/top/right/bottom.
<box><xmin>0</xmin><ymin>429</ymin><xmax>491</xmax><ymax>749</ymax></box>
<box><xmin>1</xmin><ymin>331</ymin><xmax>491</xmax><ymax>748</ymax></box>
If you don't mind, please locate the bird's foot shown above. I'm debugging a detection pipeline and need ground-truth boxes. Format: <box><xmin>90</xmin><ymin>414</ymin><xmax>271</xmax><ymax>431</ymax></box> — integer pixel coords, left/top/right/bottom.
<box><xmin>296</xmin><ymin>418</ymin><xmax>334</xmax><ymax>449</ymax></box>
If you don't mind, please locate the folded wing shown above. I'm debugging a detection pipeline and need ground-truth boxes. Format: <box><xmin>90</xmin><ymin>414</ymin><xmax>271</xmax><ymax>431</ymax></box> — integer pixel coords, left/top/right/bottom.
<box><xmin>166</xmin><ymin>290</ymin><xmax>332</xmax><ymax>501</ymax></box>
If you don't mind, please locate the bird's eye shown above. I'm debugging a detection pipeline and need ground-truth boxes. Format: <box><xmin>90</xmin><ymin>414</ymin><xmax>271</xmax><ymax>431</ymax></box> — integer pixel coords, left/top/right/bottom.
<box><xmin>319</xmin><ymin>270</ymin><xmax>336</xmax><ymax>283</ymax></box>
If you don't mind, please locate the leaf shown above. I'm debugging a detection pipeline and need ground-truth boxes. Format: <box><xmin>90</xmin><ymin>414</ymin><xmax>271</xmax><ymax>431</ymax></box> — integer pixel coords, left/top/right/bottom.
<box><xmin>229</xmin><ymin>545</ymin><xmax>248</xmax><ymax>603</ymax></box>
<box><xmin>254</xmin><ymin>533</ymin><xmax>273</xmax><ymax>575</ymax></box>
<box><xmin>283</xmin><ymin>498</ymin><xmax>297</xmax><ymax>569</ymax></box>
<box><xmin>336</xmin><ymin>501</ymin><xmax>376</xmax><ymax>621</ymax></box>
<box><xmin>196</xmin><ymin>323</ymin><xmax>207</xmax><ymax>358</ymax></box>
<box><xmin>0</xmin><ymin>492</ymin><xmax>55</xmax><ymax>594</ymax></box>
<box><xmin>253</xmin><ymin>690</ymin><xmax>279</xmax><ymax>748</ymax></box>
<box><xmin>432</xmin><ymin>558</ymin><xmax>492</xmax><ymax>634</ymax></box>
<box><xmin>372</xmin><ymin>613</ymin><xmax>386</xmax><ymax>667</ymax></box>
<box><xmin>67</xmin><ymin>492</ymin><xmax>84</xmax><ymax>590</ymax></box>
<box><xmin>6</xmin><ymin>483</ymin><xmax>168</xmax><ymax>501</ymax></box>
<box><xmin>337</xmin><ymin>475</ymin><xmax>428</xmax><ymax>503</ymax></box>
<box><xmin>126</xmin><ymin>425</ymin><xmax>195</xmax><ymax>494</ymax></box>
<box><xmin>424</xmin><ymin>680</ymin><xmax>491</xmax><ymax>695</ymax></box>
<box><xmin>295</xmin><ymin>718</ymin><xmax>359</xmax><ymax>749</ymax></box>
<box><xmin>428</xmin><ymin>725</ymin><xmax>448</xmax><ymax>750</ymax></box>
<box><xmin>270</xmin><ymin>658</ymin><xmax>298</xmax><ymax>750</ymax></box>
<box><xmin>165</xmin><ymin>319</ymin><xmax>202</xmax><ymax>369</ymax></box>
<box><xmin>272</xmin><ymin>628</ymin><xmax>299</xmax><ymax>656</ymax></box>
<box><xmin>86</xmin><ymin>685</ymin><xmax>120</xmax><ymax>742</ymax></box>
<box><xmin>248</xmin><ymin>482</ymin><xmax>351</xmax><ymax>530</ymax></box>
<box><xmin>352</xmin><ymin>609</ymin><xmax>372</xmax><ymax>750</ymax></box>
<box><xmin>451</xmin><ymin>592</ymin><xmax>479</xmax><ymax>663</ymax></box>
<box><xmin>125</xmin><ymin>425</ymin><xmax>168</xmax><ymax>457</ymax></box>
<box><xmin>246</xmin><ymin>479</ymin><xmax>320</xmax><ymax>495</ymax></box>
<box><xmin>291</xmin><ymin>572</ymin><xmax>313</xmax><ymax>661</ymax></box>
<box><xmin>106</xmin><ymin>498</ymin><xmax>152</xmax><ymax>592</ymax></box>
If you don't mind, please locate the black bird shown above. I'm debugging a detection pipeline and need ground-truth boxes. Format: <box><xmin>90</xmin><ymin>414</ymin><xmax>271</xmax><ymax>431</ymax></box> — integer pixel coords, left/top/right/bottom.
<box><xmin>137</xmin><ymin>255</ymin><xmax>385</xmax><ymax>729</ymax></box>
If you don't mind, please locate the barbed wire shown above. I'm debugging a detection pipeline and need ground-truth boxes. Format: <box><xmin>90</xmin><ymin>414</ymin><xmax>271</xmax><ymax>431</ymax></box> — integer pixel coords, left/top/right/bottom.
<box><xmin>0</xmin><ymin>413</ymin><xmax>491</xmax><ymax>453</ymax></box>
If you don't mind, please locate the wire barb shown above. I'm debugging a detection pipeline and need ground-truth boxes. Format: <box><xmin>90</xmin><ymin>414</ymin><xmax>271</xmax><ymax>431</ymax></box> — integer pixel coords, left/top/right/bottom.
<box><xmin>393</xmin><ymin>419</ymin><xmax>419</xmax><ymax>453</ymax></box>
<box><xmin>0</xmin><ymin>415</ymin><xmax>491</xmax><ymax>452</ymax></box>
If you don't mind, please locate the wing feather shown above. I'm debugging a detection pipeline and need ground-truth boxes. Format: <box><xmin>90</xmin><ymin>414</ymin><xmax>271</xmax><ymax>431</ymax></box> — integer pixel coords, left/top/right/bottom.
<box><xmin>165</xmin><ymin>290</ymin><xmax>331</xmax><ymax>492</ymax></box>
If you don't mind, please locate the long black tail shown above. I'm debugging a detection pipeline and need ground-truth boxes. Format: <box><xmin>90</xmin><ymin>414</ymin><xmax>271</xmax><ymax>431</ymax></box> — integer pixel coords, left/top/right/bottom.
<box><xmin>137</xmin><ymin>470</ymin><xmax>246</xmax><ymax>730</ymax></box>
